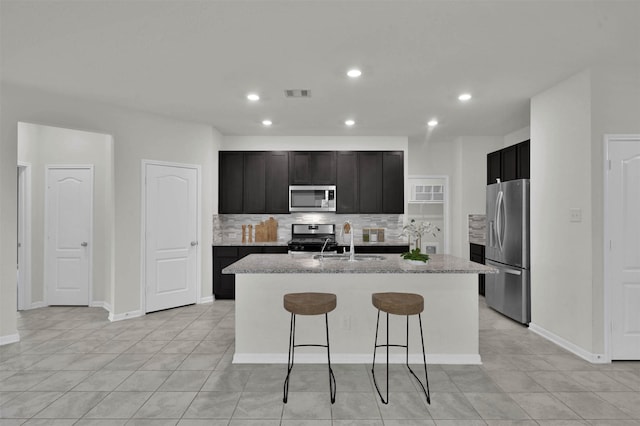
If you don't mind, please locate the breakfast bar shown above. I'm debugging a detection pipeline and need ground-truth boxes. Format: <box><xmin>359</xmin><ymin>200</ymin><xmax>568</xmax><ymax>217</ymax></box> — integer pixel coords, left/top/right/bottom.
<box><xmin>223</xmin><ymin>253</ymin><xmax>496</xmax><ymax>365</ymax></box>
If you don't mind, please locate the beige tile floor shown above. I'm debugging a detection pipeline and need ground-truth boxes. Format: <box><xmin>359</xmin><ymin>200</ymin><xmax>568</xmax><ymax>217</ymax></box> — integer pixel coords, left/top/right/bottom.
<box><xmin>1</xmin><ymin>297</ymin><xmax>639</xmax><ymax>425</ymax></box>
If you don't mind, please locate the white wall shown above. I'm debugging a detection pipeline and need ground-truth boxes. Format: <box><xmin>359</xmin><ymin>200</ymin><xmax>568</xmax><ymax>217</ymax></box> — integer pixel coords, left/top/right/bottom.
<box><xmin>504</xmin><ymin>127</ymin><xmax>530</xmax><ymax>147</ymax></box>
<box><xmin>1</xmin><ymin>83</ymin><xmax>221</xmax><ymax>342</ymax></box>
<box><xmin>407</xmin><ymin>135</ymin><xmax>503</xmax><ymax>257</ymax></box>
<box><xmin>0</xmin><ymin>84</ymin><xmax>20</xmax><ymax>343</ymax></box>
<box><xmin>530</xmin><ymin>65</ymin><xmax>640</xmax><ymax>359</ymax></box>
<box><xmin>530</xmin><ymin>70</ymin><xmax>594</xmax><ymax>351</ymax></box>
<box><xmin>590</xmin><ymin>62</ymin><xmax>640</xmax><ymax>354</ymax></box>
<box><xmin>222</xmin><ymin>135</ymin><xmax>407</xmax><ymax>152</ymax></box>
<box><xmin>17</xmin><ymin>123</ymin><xmax>114</xmax><ymax>308</ymax></box>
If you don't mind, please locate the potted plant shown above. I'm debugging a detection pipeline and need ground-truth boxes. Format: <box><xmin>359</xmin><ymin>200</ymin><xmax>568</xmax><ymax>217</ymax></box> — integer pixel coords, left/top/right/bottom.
<box><xmin>401</xmin><ymin>219</ymin><xmax>440</xmax><ymax>264</ymax></box>
<box><xmin>400</xmin><ymin>247</ymin><xmax>431</xmax><ymax>264</ymax></box>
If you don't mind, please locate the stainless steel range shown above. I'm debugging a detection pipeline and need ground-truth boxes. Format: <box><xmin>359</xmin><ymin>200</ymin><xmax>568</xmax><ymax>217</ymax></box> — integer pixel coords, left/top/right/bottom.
<box><xmin>287</xmin><ymin>223</ymin><xmax>338</xmax><ymax>253</ymax></box>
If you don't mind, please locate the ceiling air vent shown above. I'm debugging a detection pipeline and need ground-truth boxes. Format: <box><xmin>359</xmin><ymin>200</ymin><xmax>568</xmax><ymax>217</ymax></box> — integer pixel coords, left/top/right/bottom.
<box><xmin>285</xmin><ymin>89</ymin><xmax>312</xmax><ymax>98</ymax></box>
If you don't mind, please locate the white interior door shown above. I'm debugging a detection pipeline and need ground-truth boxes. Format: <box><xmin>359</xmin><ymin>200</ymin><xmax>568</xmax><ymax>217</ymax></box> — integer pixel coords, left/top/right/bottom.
<box><xmin>608</xmin><ymin>138</ymin><xmax>640</xmax><ymax>360</ymax></box>
<box><xmin>145</xmin><ymin>163</ymin><xmax>198</xmax><ymax>313</ymax></box>
<box><xmin>17</xmin><ymin>164</ymin><xmax>31</xmax><ymax>310</ymax></box>
<box><xmin>46</xmin><ymin>167</ymin><xmax>93</xmax><ymax>306</ymax></box>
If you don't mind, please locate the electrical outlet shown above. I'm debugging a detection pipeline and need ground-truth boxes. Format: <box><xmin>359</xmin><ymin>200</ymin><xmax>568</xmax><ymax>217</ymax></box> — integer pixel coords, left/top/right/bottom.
<box><xmin>569</xmin><ymin>208</ymin><xmax>582</xmax><ymax>223</ymax></box>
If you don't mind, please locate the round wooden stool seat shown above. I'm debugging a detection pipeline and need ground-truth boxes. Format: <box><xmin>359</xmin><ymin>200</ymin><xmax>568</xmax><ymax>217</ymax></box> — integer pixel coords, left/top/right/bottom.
<box><xmin>284</xmin><ymin>292</ymin><xmax>337</xmax><ymax>316</ymax></box>
<box><xmin>372</xmin><ymin>292</ymin><xmax>424</xmax><ymax>316</ymax></box>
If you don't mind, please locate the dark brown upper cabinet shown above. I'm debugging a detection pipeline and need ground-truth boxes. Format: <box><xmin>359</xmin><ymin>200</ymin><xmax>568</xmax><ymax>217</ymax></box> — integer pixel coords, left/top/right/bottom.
<box><xmin>265</xmin><ymin>151</ymin><xmax>290</xmax><ymax>213</ymax></box>
<box><xmin>486</xmin><ymin>140</ymin><xmax>530</xmax><ymax>185</ymax></box>
<box><xmin>336</xmin><ymin>151</ymin><xmax>358</xmax><ymax>213</ymax></box>
<box><xmin>356</xmin><ymin>151</ymin><xmax>404</xmax><ymax>214</ymax></box>
<box><xmin>220</xmin><ymin>150</ymin><xmax>404</xmax><ymax>214</ymax></box>
<box><xmin>219</xmin><ymin>151</ymin><xmax>289</xmax><ymax>214</ymax></box>
<box><xmin>357</xmin><ymin>152</ymin><xmax>383</xmax><ymax>213</ymax></box>
<box><xmin>243</xmin><ymin>152</ymin><xmax>266</xmax><ymax>213</ymax></box>
<box><xmin>382</xmin><ymin>151</ymin><xmax>404</xmax><ymax>213</ymax></box>
<box><xmin>501</xmin><ymin>144</ymin><xmax>518</xmax><ymax>182</ymax></box>
<box><xmin>219</xmin><ymin>151</ymin><xmax>244</xmax><ymax>213</ymax></box>
<box><xmin>487</xmin><ymin>150</ymin><xmax>501</xmax><ymax>185</ymax></box>
<box><xmin>289</xmin><ymin>151</ymin><xmax>336</xmax><ymax>185</ymax></box>
<box><xmin>516</xmin><ymin>140</ymin><xmax>530</xmax><ymax>179</ymax></box>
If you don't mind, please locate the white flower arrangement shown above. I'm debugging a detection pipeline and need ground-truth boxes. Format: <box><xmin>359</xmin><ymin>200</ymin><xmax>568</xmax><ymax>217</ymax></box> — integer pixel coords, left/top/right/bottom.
<box><xmin>402</xmin><ymin>219</ymin><xmax>440</xmax><ymax>248</ymax></box>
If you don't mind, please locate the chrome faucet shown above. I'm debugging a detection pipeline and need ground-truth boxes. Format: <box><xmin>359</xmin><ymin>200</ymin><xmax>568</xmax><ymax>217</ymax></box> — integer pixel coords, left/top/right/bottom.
<box><xmin>320</xmin><ymin>236</ymin><xmax>331</xmax><ymax>259</ymax></box>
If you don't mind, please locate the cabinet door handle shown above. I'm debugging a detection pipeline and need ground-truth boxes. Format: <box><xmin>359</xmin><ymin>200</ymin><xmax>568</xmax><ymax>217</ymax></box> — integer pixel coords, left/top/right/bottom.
<box><xmin>81</xmin><ymin>242</ymin><xmax>88</xmax><ymax>247</ymax></box>
<box><xmin>191</xmin><ymin>241</ymin><xmax>198</xmax><ymax>247</ymax></box>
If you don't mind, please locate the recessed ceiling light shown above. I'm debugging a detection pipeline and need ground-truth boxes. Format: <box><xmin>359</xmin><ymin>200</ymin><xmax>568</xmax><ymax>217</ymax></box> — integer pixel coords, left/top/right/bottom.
<box><xmin>427</xmin><ymin>119</ymin><xmax>438</xmax><ymax>127</ymax></box>
<box><xmin>347</xmin><ymin>69</ymin><xmax>362</xmax><ymax>78</ymax></box>
<box><xmin>262</xmin><ymin>120</ymin><xmax>272</xmax><ymax>126</ymax></box>
<box><xmin>345</xmin><ymin>119</ymin><xmax>355</xmax><ymax>126</ymax></box>
<box><xmin>458</xmin><ymin>93</ymin><xmax>472</xmax><ymax>101</ymax></box>
<box><xmin>247</xmin><ymin>93</ymin><xmax>260</xmax><ymax>101</ymax></box>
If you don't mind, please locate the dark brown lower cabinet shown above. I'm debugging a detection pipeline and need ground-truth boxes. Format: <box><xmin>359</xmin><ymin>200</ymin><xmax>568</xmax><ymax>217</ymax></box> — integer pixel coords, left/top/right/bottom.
<box><xmin>213</xmin><ymin>245</ymin><xmax>288</xmax><ymax>299</ymax></box>
<box><xmin>341</xmin><ymin>245</ymin><xmax>409</xmax><ymax>254</ymax></box>
<box><xmin>470</xmin><ymin>243</ymin><xmax>486</xmax><ymax>296</ymax></box>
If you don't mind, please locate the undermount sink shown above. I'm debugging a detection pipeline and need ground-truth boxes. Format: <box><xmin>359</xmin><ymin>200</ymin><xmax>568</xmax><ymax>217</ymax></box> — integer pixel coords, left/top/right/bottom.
<box><xmin>313</xmin><ymin>253</ymin><xmax>385</xmax><ymax>261</ymax></box>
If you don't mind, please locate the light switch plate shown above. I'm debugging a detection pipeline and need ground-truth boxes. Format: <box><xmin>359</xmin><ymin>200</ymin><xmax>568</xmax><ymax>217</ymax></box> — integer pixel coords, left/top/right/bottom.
<box><xmin>569</xmin><ymin>208</ymin><xmax>582</xmax><ymax>223</ymax></box>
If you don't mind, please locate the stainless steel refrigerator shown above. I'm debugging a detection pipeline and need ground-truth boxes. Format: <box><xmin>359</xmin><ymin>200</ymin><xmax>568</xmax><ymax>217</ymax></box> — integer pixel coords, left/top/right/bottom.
<box><xmin>485</xmin><ymin>179</ymin><xmax>530</xmax><ymax>324</ymax></box>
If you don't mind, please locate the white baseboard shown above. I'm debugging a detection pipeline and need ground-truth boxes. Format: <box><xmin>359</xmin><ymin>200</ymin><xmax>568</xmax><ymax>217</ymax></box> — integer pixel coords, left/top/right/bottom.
<box><xmin>0</xmin><ymin>333</ymin><xmax>20</xmax><ymax>346</ymax></box>
<box><xmin>529</xmin><ymin>322</ymin><xmax>607</xmax><ymax>364</ymax></box>
<box><xmin>29</xmin><ymin>301</ymin><xmax>46</xmax><ymax>310</ymax></box>
<box><xmin>233</xmin><ymin>353</ymin><xmax>482</xmax><ymax>365</ymax></box>
<box><xmin>109</xmin><ymin>309</ymin><xmax>144</xmax><ymax>322</ymax></box>
<box><xmin>90</xmin><ymin>301</ymin><xmax>113</xmax><ymax>313</ymax></box>
<box><xmin>198</xmin><ymin>296</ymin><xmax>214</xmax><ymax>304</ymax></box>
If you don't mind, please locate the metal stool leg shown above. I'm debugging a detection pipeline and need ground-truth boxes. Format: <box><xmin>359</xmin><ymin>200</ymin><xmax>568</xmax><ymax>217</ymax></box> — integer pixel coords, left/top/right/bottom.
<box><xmin>283</xmin><ymin>313</ymin><xmax>295</xmax><ymax>403</ymax></box>
<box><xmin>325</xmin><ymin>313</ymin><xmax>336</xmax><ymax>403</ymax></box>
<box><xmin>371</xmin><ymin>309</ymin><xmax>390</xmax><ymax>404</ymax></box>
<box><xmin>372</xmin><ymin>311</ymin><xmax>431</xmax><ymax>405</ymax></box>
<box><xmin>404</xmin><ymin>313</ymin><xmax>431</xmax><ymax>404</ymax></box>
<box><xmin>283</xmin><ymin>312</ymin><xmax>336</xmax><ymax>404</ymax></box>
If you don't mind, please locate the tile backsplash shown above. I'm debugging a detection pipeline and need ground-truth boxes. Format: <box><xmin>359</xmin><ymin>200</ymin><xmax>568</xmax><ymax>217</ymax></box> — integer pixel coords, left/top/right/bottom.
<box><xmin>213</xmin><ymin>213</ymin><xmax>408</xmax><ymax>245</ymax></box>
<box><xmin>468</xmin><ymin>214</ymin><xmax>486</xmax><ymax>245</ymax></box>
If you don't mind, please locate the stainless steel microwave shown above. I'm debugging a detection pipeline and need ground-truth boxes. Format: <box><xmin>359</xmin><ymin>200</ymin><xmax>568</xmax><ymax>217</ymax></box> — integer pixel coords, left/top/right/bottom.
<box><xmin>289</xmin><ymin>185</ymin><xmax>336</xmax><ymax>212</ymax></box>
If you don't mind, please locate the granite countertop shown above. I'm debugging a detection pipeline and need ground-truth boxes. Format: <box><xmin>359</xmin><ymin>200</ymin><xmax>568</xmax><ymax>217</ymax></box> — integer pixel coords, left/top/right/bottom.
<box><xmin>213</xmin><ymin>241</ymin><xmax>289</xmax><ymax>246</ymax></box>
<box><xmin>212</xmin><ymin>240</ymin><xmax>409</xmax><ymax>247</ymax></box>
<box><xmin>223</xmin><ymin>253</ymin><xmax>497</xmax><ymax>274</ymax></box>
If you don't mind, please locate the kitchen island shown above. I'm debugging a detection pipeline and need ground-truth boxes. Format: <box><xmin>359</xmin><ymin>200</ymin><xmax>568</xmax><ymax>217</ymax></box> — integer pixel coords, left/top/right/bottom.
<box><xmin>223</xmin><ymin>253</ymin><xmax>496</xmax><ymax>364</ymax></box>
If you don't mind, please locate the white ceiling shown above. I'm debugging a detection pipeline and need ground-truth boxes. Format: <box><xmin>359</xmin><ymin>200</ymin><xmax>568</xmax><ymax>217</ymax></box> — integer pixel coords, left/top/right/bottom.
<box><xmin>2</xmin><ymin>1</ymin><xmax>638</xmax><ymax>141</ymax></box>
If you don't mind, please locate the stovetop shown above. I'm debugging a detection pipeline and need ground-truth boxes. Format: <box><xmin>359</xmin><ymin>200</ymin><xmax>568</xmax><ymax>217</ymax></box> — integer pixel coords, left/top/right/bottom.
<box><xmin>288</xmin><ymin>223</ymin><xmax>337</xmax><ymax>252</ymax></box>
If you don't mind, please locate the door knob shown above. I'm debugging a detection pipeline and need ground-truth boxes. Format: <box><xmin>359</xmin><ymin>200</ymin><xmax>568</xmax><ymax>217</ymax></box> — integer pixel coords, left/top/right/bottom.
<box><xmin>81</xmin><ymin>242</ymin><xmax>88</xmax><ymax>247</ymax></box>
<box><xmin>190</xmin><ymin>241</ymin><xmax>198</xmax><ymax>246</ymax></box>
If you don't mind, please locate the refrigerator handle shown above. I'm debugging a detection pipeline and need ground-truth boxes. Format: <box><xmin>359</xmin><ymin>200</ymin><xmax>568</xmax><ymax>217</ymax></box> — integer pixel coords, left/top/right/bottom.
<box><xmin>495</xmin><ymin>191</ymin><xmax>504</xmax><ymax>252</ymax></box>
<box><xmin>488</xmin><ymin>221</ymin><xmax>494</xmax><ymax>247</ymax></box>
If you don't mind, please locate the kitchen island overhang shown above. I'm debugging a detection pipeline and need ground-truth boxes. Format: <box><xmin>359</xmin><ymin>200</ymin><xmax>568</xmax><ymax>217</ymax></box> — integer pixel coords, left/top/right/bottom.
<box><xmin>223</xmin><ymin>253</ymin><xmax>497</xmax><ymax>365</ymax></box>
